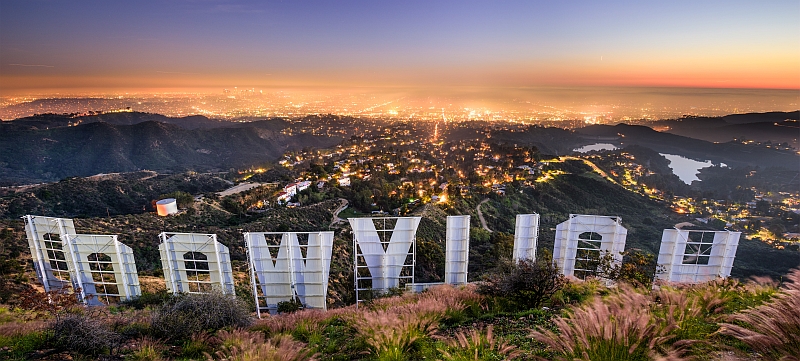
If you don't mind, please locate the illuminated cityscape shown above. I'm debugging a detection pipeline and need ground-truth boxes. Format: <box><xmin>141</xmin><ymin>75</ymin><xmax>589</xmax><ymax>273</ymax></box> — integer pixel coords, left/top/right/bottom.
<box><xmin>2</xmin><ymin>87</ymin><xmax>798</xmax><ymax>125</ymax></box>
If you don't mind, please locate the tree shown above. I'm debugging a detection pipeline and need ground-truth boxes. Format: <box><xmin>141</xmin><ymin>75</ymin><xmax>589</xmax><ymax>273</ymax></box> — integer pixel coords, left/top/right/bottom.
<box><xmin>478</xmin><ymin>256</ymin><xmax>568</xmax><ymax>310</ymax></box>
<box><xmin>596</xmin><ymin>249</ymin><xmax>660</xmax><ymax>288</ymax></box>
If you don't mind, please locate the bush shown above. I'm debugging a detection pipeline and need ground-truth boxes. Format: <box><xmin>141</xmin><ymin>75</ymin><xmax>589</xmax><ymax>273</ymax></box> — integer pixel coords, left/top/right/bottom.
<box><xmin>596</xmin><ymin>250</ymin><xmax>660</xmax><ymax>288</ymax></box>
<box><xmin>277</xmin><ymin>298</ymin><xmax>304</xmax><ymax>314</ymax></box>
<box><xmin>478</xmin><ymin>258</ymin><xmax>568</xmax><ymax>310</ymax></box>
<box><xmin>0</xmin><ymin>331</ymin><xmax>48</xmax><ymax>359</ymax></box>
<box><xmin>150</xmin><ymin>292</ymin><xmax>252</xmax><ymax>342</ymax></box>
<box><xmin>552</xmin><ymin>278</ymin><xmax>603</xmax><ymax>306</ymax></box>
<box><xmin>120</xmin><ymin>291</ymin><xmax>173</xmax><ymax>310</ymax></box>
<box><xmin>48</xmin><ymin>313</ymin><xmax>122</xmax><ymax>356</ymax></box>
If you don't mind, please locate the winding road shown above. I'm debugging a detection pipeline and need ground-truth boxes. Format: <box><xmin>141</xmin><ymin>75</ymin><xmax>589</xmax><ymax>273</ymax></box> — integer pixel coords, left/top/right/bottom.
<box><xmin>330</xmin><ymin>198</ymin><xmax>349</xmax><ymax>228</ymax></box>
<box><xmin>476</xmin><ymin>198</ymin><xmax>493</xmax><ymax>233</ymax></box>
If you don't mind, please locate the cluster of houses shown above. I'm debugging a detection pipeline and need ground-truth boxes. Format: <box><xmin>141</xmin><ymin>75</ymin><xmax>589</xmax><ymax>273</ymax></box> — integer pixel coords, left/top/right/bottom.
<box><xmin>276</xmin><ymin>180</ymin><xmax>312</xmax><ymax>205</ymax></box>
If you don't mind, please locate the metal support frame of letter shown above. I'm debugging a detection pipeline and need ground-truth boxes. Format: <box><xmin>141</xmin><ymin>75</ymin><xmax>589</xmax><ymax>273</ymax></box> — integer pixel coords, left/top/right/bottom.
<box><xmin>513</xmin><ymin>213</ymin><xmax>539</xmax><ymax>262</ymax></box>
<box><xmin>244</xmin><ymin>231</ymin><xmax>334</xmax><ymax>317</ymax></box>
<box><xmin>444</xmin><ymin>215</ymin><xmax>470</xmax><ymax>285</ymax></box>
<box><xmin>62</xmin><ymin>234</ymin><xmax>141</xmax><ymax>305</ymax></box>
<box><xmin>350</xmin><ymin>217</ymin><xmax>421</xmax><ymax>306</ymax></box>
<box><xmin>23</xmin><ymin>215</ymin><xmax>77</xmax><ymax>292</ymax></box>
<box><xmin>553</xmin><ymin>214</ymin><xmax>627</xmax><ymax>278</ymax></box>
<box><xmin>655</xmin><ymin>229</ymin><xmax>740</xmax><ymax>283</ymax></box>
<box><xmin>158</xmin><ymin>232</ymin><xmax>235</xmax><ymax>295</ymax></box>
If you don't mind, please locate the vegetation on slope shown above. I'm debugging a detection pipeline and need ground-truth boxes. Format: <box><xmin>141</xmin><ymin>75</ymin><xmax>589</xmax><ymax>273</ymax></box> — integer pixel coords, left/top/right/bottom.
<box><xmin>0</xmin><ymin>267</ymin><xmax>797</xmax><ymax>361</ymax></box>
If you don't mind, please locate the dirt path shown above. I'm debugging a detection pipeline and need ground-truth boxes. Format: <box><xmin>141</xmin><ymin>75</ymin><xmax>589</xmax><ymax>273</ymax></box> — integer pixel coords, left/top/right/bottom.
<box><xmin>330</xmin><ymin>198</ymin><xmax>349</xmax><ymax>228</ymax></box>
<box><xmin>476</xmin><ymin>198</ymin><xmax>493</xmax><ymax>233</ymax></box>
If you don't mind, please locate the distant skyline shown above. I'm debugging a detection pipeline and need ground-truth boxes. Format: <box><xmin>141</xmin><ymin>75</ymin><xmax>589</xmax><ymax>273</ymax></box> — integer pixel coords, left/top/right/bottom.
<box><xmin>1</xmin><ymin>0</ymin><xmax>799</xmax><ymax>95</ymax></box>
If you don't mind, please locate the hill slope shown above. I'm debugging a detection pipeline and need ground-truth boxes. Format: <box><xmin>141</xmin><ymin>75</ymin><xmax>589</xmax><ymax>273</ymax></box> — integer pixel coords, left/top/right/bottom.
<box><xmin>576</xmin><ymin>123</ymin><xmax>798</xmax><ymax>168</ymax></box>
<box><xmin>0</xmin><ymin>117</ymin><xmax>341</xmax><ymax>184</ymax></box>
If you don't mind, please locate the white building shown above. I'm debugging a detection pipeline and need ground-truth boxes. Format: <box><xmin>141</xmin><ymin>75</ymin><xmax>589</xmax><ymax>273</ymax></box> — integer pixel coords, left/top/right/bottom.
<box><xmin>296</xmin><ymin>181</ymin><xmax>311</xmax><ymax>192</ymax></box>
<box><xmin>283</xmin><ymin>183</ymin><xmax>298</xmax><ymax>197</ymax></box>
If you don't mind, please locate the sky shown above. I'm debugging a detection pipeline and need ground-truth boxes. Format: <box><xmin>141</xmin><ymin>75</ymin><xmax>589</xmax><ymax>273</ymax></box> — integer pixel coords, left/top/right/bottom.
<box><xmin>1</xmin><ymin>0</ymin><xmax>799</xmax><ymax>95</ymax></box>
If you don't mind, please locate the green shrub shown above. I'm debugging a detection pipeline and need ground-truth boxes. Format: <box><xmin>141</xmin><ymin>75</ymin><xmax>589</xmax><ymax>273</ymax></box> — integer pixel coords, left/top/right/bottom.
<box><xmin>0</xmin><ymin>331</ymin><xmax>48</xmax><ymax>359</ymax></box>
<box><xmin>120</xmin><ymin>291</ymin><xmax>173</xmax><ymax>310</ymax></box>
<box><xmin>478</xmin><ymin>258</ymin><xmax>568</xmax><ymax>310</ymax></box>
<box><xmin>552</xmin><ymin>278</ymin><xmax>603</xmax><ymax>306</ymax></box>
<box><xmin>150</xmin><ymin>292</ymin><xmax>252</xmax><ymax>342</ymax></box>
<box><xmin>181</xmin><ymin>332</ymin><xmax>217</xmax><ymax>358</ymax></box>
<box><xmin>116</xmin><ymin>321</ymin><xmax>151</xmax><ymax>339</ymax></box>
<box><xmin>277</xmin><ymin>298</ymin><xmax>304</xmax><ymax>314</ymax></box>
<box><xmin>127</xmin><ymin>337</ymin><xmax>167</xmax><ymax>361</ymax></box>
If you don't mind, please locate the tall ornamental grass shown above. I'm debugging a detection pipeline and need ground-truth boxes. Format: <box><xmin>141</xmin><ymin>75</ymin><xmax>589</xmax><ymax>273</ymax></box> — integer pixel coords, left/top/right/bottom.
<box><xmin>720</xmin><ymin>269</ymin><xmax>800</xmax><ymax>361</ymax></box>
<box><xmin>530</xmin><ymin>285</ymin><xmax>688</xmax><ymax>361</ymax></box>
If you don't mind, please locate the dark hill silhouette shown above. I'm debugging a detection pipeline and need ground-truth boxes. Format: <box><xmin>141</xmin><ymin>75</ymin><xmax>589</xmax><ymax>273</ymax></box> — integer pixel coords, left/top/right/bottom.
<box><xmin>655</xmin><ymin>111</ymin><xmax>800</xmax><ymax>147</ymax></box>
<box><xmin>0</xmin><ymin>118</ymin><xmax>340</xmax><ymax>185</ymax></box>
<box><xmin>3</xmin><ymin>111</ymin><xmax>231</xmax><ymax>130</ymax></box>
<box><xmin>576</xmin><ymin>123</ymin><xmax>798</xmax><ymax>168</ymax></box>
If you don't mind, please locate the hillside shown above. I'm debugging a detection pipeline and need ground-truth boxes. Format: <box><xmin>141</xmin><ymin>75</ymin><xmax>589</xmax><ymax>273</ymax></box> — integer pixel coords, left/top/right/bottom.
<box><xmin>575</xmin><ymin>123</ymin><xmax>798</xmax><ymax>168</ymax></box>
<box><xmin>1</xmin><ymin>111</ymin><xmax>232</xmax><ymax>131</ymax></box>
<box><xmin>0</xmin><ymin>172</ymin><xmax>230</xmax><ymax>218</ymax></box>
<box><xmin>656</xmin><ymin>111</ymin><xmax>800</xmax><ymax>147</ymax></box>
<box><xmin>0</xmin><ymin>116</ymin><xmax>342</xmax><ymax>185</ymax></box>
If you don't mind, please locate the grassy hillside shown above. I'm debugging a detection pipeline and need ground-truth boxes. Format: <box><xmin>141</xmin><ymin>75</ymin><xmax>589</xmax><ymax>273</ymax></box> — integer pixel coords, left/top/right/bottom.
<box><xmin>0</xmin><ymin>270</ymin><xmax>797</xmax><ymax>360</ymax></box>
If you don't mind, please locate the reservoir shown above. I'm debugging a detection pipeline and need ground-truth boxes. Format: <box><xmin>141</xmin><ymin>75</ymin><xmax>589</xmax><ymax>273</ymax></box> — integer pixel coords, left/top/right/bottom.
<box><xmin>660</xmin><ymin>154</ymin><xmax>717</xmax><ymax>184</ymax></box>
<box><xmin>573</xmin><ymin>143</ymin><xmax>722</xmax><ymax>185</ymax></box>
<box><xmin>573</xmin><ymin>143</ymin><xmax>618</xmax><ymax>153</ymax></box>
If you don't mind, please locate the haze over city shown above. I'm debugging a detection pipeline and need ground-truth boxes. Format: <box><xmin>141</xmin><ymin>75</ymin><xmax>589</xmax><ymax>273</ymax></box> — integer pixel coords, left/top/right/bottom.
<box><xmin>2</xmin><ymin>1</ymin><xmax>799</xmax><ymax>98</ymax></box>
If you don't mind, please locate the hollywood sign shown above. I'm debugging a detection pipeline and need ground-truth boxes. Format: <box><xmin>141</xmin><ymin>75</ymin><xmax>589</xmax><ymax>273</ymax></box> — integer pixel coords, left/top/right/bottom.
<box><xmin>24</xmin><ymin>212</ymin><xmax>741</xmax><ymax>312</ymax></box>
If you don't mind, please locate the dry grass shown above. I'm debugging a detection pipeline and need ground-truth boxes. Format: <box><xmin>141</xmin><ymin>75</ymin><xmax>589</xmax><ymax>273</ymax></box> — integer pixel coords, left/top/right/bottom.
<box><xmin>127</xmin><ymin>337</ymin><xmax>167</xmax><ymax>361</ymax></box>
<box><xmin>251</xmin><ymin>308</ymin><xmax>334</xmax><ymax>336</ymax></box>
<box><xmin>207</xmin><ymin>329</ymin><xmax>316</xmax><ymax>361</ymax></box>
<box><xmin>0</xmin><ymin>319</ymin><xmax>46</xmax><ymax>337</ymax></box>
<box><xmin>719</xmin><ymin>269</ymin><xmax>800</xmax><ymax>361</ymax></box>
<box><xmin>369</xmin><ymin>284</ymin><xmax>481</xmax><ymax>311</ymax></box>
<box><xmin>350</xmin><ymin>285</ymin><xmax>472</xmax><ymax>360</ymax></box>
<box><xmin>138</xmin><ymin>276</ymin><xmax>167</xmax><ymax>294</ymax></box>
<box><xmin>352</xmin><ymin>299</ymin><xmax>448</xmax><ymax>359</ymax></box>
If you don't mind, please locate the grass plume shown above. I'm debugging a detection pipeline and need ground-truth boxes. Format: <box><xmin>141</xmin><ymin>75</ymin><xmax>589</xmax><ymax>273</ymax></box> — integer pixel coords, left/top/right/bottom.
<box><xmin>719</xmin><ymin>269</ymin><xmax>800</xmax><ymax>361</ymax></box>
<box><xmin>207</xmin><ymin>329</ymin><xmax>316</xmax><ymax>361</ymax></box>
<box><xmin>530</xmin><ymin>284</ymin><xmax>688</xmax><ymax>361</ymax></box>
<box><xmin>439</xmin><ymin>325</ymin><xmax>523</xmax><ymax>360</ymax></box>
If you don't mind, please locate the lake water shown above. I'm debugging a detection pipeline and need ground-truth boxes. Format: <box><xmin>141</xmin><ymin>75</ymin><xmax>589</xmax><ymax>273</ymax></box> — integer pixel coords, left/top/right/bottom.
<box><xmin>661</xmin><ymin>154</ymin><xmax>718</xmax><ymax>184</ymax></box>
<box><xmin>573</xmin><ymin>143</ymin><xmax>722</xmax><ymax>184</ymax></box>
<box><xmin>573</xmin><ymin>143</ymin><xmax>618</xmax><ymax>153</ymax></box>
